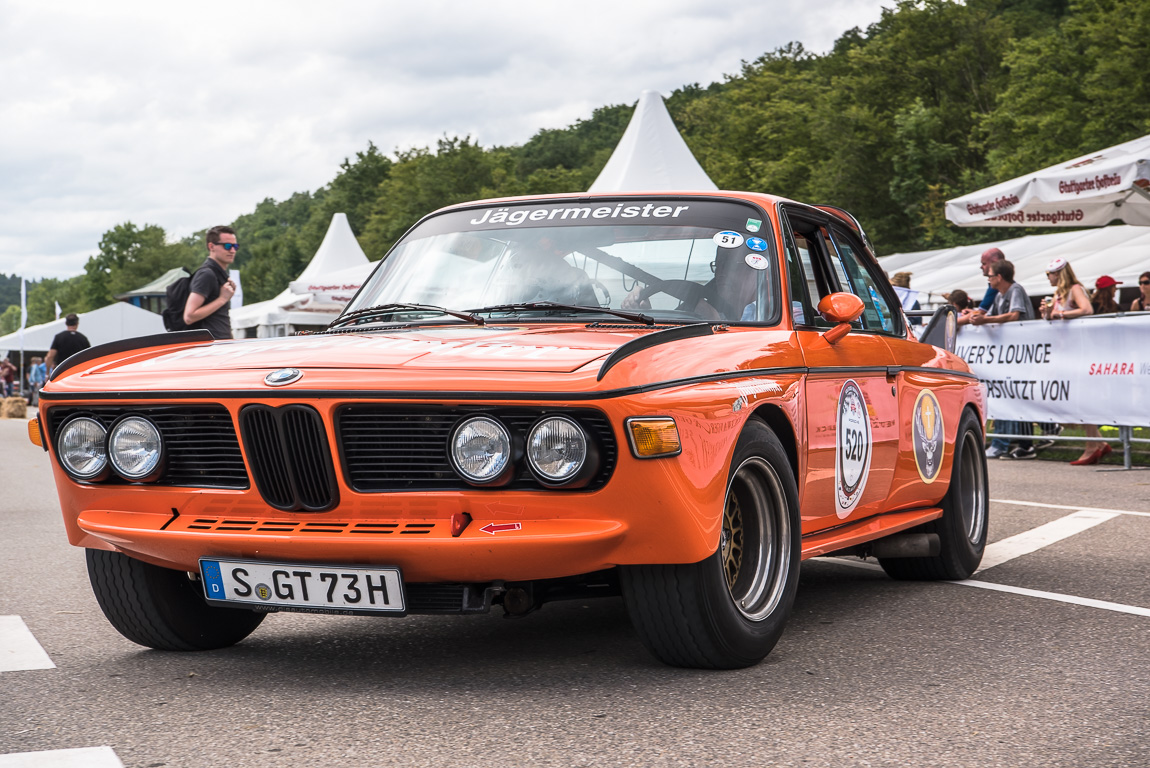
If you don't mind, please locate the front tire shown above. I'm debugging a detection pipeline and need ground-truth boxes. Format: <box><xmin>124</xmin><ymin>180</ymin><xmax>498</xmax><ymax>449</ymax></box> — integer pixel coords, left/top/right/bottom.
<box><xmin>879</xmin><ymin>407</ymin><xmax>989</xmax><ymax>580</ymax></box>
<box><xmin>620</xmin><ymin>421</ymin><xmax>801</xmax><ymax>669</ymax></box>
<box><xmin>86</xmin><ymin>549</ymin><xmax>265</xmax><ymax>651</ymax></box>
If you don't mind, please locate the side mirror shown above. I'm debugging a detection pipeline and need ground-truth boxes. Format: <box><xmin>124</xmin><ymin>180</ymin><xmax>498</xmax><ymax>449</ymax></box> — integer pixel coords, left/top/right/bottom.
<box><xmin>817</xmin><ymin>293</ymin><xmax>864</xmax><ymax>344</ymax></box>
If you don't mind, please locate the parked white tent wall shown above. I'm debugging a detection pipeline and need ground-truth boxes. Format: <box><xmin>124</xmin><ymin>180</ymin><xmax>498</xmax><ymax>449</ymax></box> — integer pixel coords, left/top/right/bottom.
<box><xmin>0</xmin><ymin>302</ymin><xmax>167</xmax><ymax>358</ymax></box>
<box><xmin>878</xmin><ymin>225</ymin><xmax>1150</xmax><ymax>305</ymax></box>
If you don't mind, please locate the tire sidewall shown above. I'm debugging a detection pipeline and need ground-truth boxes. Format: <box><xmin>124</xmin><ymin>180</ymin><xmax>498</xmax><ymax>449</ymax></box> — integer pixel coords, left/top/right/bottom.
<box><xmin>939</xmin><ymin>409</ymin><xmax>989</xmax><ymax>577</ymax></box>
<box><xmin>696</xmin><ymin>420</ymin><xmax>801</xmax><ymax>663</ymax></box>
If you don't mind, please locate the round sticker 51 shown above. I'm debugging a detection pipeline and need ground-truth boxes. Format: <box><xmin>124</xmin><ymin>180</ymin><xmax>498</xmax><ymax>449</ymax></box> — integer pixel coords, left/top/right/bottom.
<box><xmin>713</xmin><ymin>230</ymin><xmax>744</xmax><ymax>248</ymax></box>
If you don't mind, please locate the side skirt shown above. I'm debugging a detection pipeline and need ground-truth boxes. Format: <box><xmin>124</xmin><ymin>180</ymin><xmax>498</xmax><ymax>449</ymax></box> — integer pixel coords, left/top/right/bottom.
<box><xmin>799</xmin><ymin>508</ymin><xmax>943</xmax><ymax>560</ymax></box>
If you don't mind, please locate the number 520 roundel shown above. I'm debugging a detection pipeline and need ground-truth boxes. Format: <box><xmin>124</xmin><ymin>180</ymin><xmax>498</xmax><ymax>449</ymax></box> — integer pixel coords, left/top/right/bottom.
<box><xmin>36</xmin><ymin>190</ymin><xmax>987</xmax><ymax>669</ymax></box>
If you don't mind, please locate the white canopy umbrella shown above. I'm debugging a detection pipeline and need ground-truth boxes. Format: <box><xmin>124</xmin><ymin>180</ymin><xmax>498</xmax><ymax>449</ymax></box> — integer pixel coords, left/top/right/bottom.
<box><xmin>588</xmin><ymin>90</ymin><xmax>717</xmax><ymax>192</ymax></box>
<box><xmin>946</xmin><ymin>134</ymin><xmax>1150</xmax><ymax>228</ymax></box>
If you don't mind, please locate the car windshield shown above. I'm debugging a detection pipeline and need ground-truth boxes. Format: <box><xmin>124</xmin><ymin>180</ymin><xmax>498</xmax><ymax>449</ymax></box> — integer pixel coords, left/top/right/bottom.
<box><xmin>343</xmin><ymin>198</ymin><xmax>781</xmax><ymax>325</ymax></box>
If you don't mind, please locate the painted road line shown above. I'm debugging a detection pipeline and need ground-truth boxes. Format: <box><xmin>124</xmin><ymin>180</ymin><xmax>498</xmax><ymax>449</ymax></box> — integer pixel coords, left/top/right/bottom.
<box><xmin>0</xmin><ymin>616</ymin><xmax>54</xmax><ymax>672</ymax></box>
<box><xmin>976</xmin><ymin>509</ymin><xmax>1119</xmax><ymax>572</ymax></box>
<box><xmin>0</xmin><ymin>747</ymin><xmax>123</xmax><ymax>767</ymax></box>
<box><xmin>992</xmin><ymin>498</ymin><xmax>1150</xmax><ymax>518</ymax></box>
<box><xmin>824</xmin><ymin>558</ymin><xmax>1150</xmax><ymax>618</ymax></box>
<box><xmin>950</xmin><ymin>579</ymin><xmax>1150</xmax><ymax>618</ymax></box>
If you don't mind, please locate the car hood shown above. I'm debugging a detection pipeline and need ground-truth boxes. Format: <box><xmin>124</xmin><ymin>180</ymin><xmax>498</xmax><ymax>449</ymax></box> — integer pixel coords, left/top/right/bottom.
<box><xmin>83</xmin><ymin>325</ymin><xmax>626</xmax><ymax>376</ymax></box>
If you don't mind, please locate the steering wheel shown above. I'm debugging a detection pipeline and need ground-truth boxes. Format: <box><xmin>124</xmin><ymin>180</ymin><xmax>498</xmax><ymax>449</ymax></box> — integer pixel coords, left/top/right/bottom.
<box><xmin>639</xmin><ymin>279</ymin><xmax>707</xmax><ymax>307</ymax></box>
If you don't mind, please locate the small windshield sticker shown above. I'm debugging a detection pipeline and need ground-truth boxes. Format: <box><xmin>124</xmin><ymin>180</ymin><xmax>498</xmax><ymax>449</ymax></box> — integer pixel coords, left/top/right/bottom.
<box><xmin>835</xmin><ymin>379</ymin><xmax>872</xmax><ymax>518</ymax></box>
<box><xmin>745</xmin><ymin>218</ymin><xmax>762</xmax><ymax>233</ymax></box>
<box><xmin>913</xmin><ymin>390</ymin><xmax>944</xmax><ymax>484</ymax></box>
<box><xmin>713</xmin><ymin>230</ymin><xmax>744</xmax><ymax>248</ymax></box>
<box><xmin>746</xmin><ymin>237</ymin><xmax>768</xmax><ymax>252</ymax></box>
<box><xmin>745</xmin><ymin>253</ymin><xmax>769</xmax><ymax>270</ymax></box>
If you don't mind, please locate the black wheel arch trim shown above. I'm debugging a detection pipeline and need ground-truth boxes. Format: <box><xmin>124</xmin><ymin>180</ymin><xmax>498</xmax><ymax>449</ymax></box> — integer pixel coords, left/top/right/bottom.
<box><xmin>49</xmin><ymin>330</ymin><xmax>215</xmax><ymax>381</ymax></box>
<box><xmin>596</xmin><ymin>323</ymin><xmax>715</xmax><ymax>381</ymax></box>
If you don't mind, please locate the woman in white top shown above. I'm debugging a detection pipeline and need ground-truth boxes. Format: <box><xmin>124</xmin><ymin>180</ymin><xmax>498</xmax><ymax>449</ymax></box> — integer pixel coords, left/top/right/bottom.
<box><xmin>1039</xmin><ymin>258</ymin><xmax>1093</xmax><ymax>321</ymax></box>
<box><xmin>1038</xmin><ymin>258</ymin><xmax>1107</xmax><ymax>464</ymax></box>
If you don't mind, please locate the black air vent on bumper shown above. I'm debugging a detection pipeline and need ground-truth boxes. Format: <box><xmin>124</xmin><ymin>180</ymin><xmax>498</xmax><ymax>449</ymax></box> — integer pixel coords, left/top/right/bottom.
<box><xmin>239</xmin><ymin>404</ymin><xmax>338</xmax><ymax>512</ymax></box>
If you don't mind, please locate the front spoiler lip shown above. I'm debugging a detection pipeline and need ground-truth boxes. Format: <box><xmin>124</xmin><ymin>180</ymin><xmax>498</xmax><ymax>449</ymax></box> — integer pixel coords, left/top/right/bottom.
<box><xmin>76</xmin><ymin>509</ymin><xmax>628</xmax><ymax>583</ymax></box>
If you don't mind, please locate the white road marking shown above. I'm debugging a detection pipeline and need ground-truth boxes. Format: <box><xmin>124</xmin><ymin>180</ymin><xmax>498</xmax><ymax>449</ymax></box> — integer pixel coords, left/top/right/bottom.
<box><xmin>976</xmin><ymin>509</ymin><xmax>1120</xmax><ymax>573</ymax></box>
<box><xmin>824</xmin><ymin>557</ymin><xmax>1150</xmax><ymax>618</ymax></box>
<box><xmin>0</xmin><ymin>747</ymin><xmax>123</xmax><ymax>767</ymax></box>
<box><xmin>0</xmin><ymin>616</ymin><xmax>55</xmax><ymax>672</ymax></box>
<box><xmin>991</xmin><ymin>498</ymin><xmax>1150</xmax><ymax>518</ymax></box>
<box><xmin>949</xmin><ymin>579</ymin><xmax>1150</xmax><ymax>618</ymax></box>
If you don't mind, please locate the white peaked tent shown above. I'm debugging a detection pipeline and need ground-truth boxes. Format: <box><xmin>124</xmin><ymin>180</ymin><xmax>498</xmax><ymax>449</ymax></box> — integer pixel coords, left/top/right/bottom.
<box><xmin>0</xmin><ymin>302</ymin><xmax>166</xmax><ymax>358</ymax></box>
<box><xmin>878</xmin><ymin>225</ymin><xmax>1150</xmax><ymax>305</ymax></box>
<box><xmin>946</xmin><ymin>134</ymin><xmax>1150</xmax><ymax>228</ymax></box>
<box><xmin>588</xmin><ymin>90</ymin><xmax>718</xmax><ymax>192</ymax></box>
<box><xmin>231</xmin><ymin>213</ymin><xmax>370</xmax><ymax>337</ymax></box>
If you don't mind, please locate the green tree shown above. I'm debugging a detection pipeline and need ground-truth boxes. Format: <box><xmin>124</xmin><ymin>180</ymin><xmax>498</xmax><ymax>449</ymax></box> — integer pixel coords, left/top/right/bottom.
<box><xmin>81</xmin><ymin>222</ymin><xmax>200</xmax><ymax>308</ymax></box>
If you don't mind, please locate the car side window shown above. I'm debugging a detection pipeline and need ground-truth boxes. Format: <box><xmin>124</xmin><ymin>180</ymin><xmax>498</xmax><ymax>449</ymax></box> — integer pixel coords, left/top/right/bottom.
<box><xmin>781</xmin><ymin>214</ymin><xmax>837</xmax><ymax>328</ymax></box>
<box><xmin>826</xmin><ymin>227</ymin><xmax>901</xmax><ymax>336</ymax></box>
<box><xmin>782</xmin><ymin>228</ymin><xmax>816</xmax><ymax>327</ymax></box>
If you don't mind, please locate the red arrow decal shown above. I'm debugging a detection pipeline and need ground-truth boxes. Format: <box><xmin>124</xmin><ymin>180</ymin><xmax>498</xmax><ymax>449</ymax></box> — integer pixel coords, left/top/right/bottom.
<box><xmin>480</xmin><ymin>522</ymin><xmax>522</xmax><ymax>535</ymax></box>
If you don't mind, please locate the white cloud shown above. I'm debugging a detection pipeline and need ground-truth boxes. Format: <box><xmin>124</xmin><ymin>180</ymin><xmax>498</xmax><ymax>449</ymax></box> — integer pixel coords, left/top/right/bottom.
<box><xmin>0</xmin><ymin>0</ymin><xmax>890</xmax><ymax>279</ymax></box>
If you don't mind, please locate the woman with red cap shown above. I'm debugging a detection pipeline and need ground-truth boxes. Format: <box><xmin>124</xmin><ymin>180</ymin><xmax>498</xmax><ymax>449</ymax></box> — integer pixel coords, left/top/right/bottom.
<box><xmin>1091</xmin><ymin>275</ymin><xmax>1122</xmax><ymax>314</ymax></box>
<box><xmin>1131</xmin><ymin>271</ymin><xmax>1150</xmax><ymax>311</ymax></box>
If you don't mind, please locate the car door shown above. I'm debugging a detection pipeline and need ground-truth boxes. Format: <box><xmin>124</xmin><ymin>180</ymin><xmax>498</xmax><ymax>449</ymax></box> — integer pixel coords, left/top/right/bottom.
<box><xmin>783</xmin><ymin>207</ymin><xmax>900</xmax><ymax>534</ymax></box>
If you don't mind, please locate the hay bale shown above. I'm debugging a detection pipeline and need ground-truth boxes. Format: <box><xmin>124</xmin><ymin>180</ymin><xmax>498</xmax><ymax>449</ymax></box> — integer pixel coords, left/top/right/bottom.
<box><xmin>1</xmin><ymin>397</ymin><xmax>28</xmax><ymax>419</ymax></box>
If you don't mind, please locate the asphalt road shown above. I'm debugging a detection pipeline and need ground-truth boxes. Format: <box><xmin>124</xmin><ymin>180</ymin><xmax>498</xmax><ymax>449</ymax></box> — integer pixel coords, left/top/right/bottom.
<box><xmin>2</xmin><ymin>418</ymin><xmax>1147</xmax><ymax>768</ymax></box>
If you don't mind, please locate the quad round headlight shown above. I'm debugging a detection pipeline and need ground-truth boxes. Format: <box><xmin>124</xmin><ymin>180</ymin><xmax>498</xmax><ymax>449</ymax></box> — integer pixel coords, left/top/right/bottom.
<box><xmin>58</xmin><ymin>416</ymin><xmax>109</xmax><ymax>482</ymax></box>
<box><xmin>449</xmin><ymin>416</ymin><xmax>514</xmax><ymax>486</ymax></box>
<box><xmin>108</xmin><ymin>416</ymin><xmax>164</xmax><ymax>482</ymax></box>
<box><xmin>526</xmin><ymin>416</ymin><xmax>597</xmax><ymax>487</ymax></box>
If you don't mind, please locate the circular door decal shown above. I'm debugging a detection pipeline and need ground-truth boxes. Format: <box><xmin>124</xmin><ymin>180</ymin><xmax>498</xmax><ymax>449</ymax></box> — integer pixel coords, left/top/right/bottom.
<box><xmin>913</xmin><ymin>389</ymin><xmax>944</xmax><ymax>483</ymax></box>
<box><xmin>835</xmin><ymin>379</ymin><xmax>872</xmax><ymax>518</ymax></box>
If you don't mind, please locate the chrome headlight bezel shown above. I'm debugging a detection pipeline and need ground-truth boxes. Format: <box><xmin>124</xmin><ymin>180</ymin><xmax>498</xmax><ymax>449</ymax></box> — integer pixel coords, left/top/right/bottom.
<box><xmin>107</xmin><ymin>415</ymin><xmax>166</xmax><ymax>482</ymax></box>
<box><xmin>57</xmin><ymin>415</ymin><xmax>110</xmax><ymax>483</ymax></box>
<box><xmin>526</xmin><ymin>415</ymin><xmax>599</xmax><ymax>488</ymax></box>
<box><xmin>448</xmin><ymin>416</ymin><xmax>517</xmax><ymax>487</ymax></box>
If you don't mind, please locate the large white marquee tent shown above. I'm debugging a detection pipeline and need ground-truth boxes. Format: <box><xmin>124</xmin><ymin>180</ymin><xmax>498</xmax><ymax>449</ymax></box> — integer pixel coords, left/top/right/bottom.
<box><xmin>589</xmin><ymin>90</ymin><xmax>717</xmax><ymax>193</ymax></box>
<box><xmin>231</xmin><ymin>213</ymin><xmax>371</xmax><ymax>337</ymax></box>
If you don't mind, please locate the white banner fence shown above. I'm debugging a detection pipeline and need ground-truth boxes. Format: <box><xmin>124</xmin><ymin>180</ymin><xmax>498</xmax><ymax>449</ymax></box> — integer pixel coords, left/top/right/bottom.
<box><xmin>955</xmin><ymin>313</ymin><xmax>1150</xmax><ymax>467</ymax></box>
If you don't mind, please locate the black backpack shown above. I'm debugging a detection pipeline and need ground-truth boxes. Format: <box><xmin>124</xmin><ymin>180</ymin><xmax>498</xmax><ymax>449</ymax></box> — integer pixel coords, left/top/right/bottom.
<box><xmin>162</xmin><ymin>272</ymin><xmax>194</xmax><ymax>331</ymax></box>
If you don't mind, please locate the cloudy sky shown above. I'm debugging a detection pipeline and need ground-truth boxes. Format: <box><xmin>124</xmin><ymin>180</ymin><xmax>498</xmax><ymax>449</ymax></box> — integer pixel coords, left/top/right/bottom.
<box><xmin>0</xmin><ymin>0</ymin><xmax>890</xmax><ymax>280</ymax></box>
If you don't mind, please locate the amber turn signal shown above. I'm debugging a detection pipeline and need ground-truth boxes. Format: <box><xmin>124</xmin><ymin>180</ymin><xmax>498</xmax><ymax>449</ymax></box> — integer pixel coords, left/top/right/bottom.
<box><xmin>625</xmin><ymin>417</ymin><xmax>682</xmax><ymax>458</ymax></box>
<box><xmin>27</xmin><ymin>417</ymin><xmax>43</xmax><ymax>448</ymax></box>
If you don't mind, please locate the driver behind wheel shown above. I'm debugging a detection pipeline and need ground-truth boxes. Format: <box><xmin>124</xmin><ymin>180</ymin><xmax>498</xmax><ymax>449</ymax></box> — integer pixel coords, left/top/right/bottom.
<box><xmin>497</xmin><ymin>234</ymin><xmax>599</xmax><ymax>305</ymax></box>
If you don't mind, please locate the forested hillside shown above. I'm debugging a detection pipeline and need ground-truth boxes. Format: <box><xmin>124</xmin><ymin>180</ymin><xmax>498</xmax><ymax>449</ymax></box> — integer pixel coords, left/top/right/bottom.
<box><xmin>4</xmin><ymin>0</ymin><xmax>1147</xmax><ymax>333</ymax></box>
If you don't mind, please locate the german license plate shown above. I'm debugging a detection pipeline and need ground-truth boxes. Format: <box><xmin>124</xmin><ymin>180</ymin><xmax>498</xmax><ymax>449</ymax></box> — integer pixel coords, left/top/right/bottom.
<box><xmin>200</xmin><ymin>559</ymin><xmax>405</xmax><ymax>613</ymax></box>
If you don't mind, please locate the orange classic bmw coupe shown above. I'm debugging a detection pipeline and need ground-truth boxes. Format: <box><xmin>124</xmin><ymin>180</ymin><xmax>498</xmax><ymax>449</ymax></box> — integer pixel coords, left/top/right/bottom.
<box><xmin>33</xmin><ymin>191</ymin><xmax>986</xmax><ymax>668</ymax></box>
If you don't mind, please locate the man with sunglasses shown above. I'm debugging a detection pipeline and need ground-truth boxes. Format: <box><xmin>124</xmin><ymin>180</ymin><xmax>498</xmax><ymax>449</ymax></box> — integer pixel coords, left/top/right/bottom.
<box><xmin>184</xmin><ymin>225</ymin><xmax>239</xmax><ymax>339</ymax></box>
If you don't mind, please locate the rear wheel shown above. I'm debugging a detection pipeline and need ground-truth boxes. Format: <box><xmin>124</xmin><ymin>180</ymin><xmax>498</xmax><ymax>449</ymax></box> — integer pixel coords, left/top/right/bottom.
<box><xmin>879</xmin><ymin>408</ymin><xmax>988</xmax><ymax>580</ymax></box>
<box><xmin>86</xmin><ymin>549</ymin><xmax>265</xmax><ymax>651</ymax></box>
<box><xmin>620</xmin><ymin>421</ymin><xmax>800</xmax><ymax>669</ymax></box>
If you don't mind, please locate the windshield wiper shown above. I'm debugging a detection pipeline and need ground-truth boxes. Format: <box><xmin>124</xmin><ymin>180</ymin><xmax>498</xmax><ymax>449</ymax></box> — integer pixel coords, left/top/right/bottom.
<box><xmin>468</xmin><ymin>302</ymin><xmax>655</xmax><ymax>326</ymax></box>
<box><xmin>330</xmin><ymin>303</ymin><xmax>485</xmax><ymax>328</ymax></box>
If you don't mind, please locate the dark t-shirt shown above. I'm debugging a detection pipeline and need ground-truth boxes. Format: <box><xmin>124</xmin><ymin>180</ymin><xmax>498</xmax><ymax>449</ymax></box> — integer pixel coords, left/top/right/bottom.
<box><xmin>189</xmin><ymin>258</ymin><xmax>233</xmax><ymax>340</ymax></box>
<box><xmin>50</xmin><ymin>329</ymin><xmax>91</xmax><ymax>364</ymax></box>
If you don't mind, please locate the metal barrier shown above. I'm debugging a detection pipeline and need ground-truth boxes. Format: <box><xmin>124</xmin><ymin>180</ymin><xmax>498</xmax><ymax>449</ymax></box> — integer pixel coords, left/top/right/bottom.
<box><xmin>986</xmin><ymin>426</ymin><xmax>1149</xmax><ymax>470</ymax></box>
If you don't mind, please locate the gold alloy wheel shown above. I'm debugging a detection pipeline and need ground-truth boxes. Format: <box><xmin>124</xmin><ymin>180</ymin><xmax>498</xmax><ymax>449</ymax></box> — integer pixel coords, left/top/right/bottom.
<box><xmin>722</xmin><ymin>456</ymin><xmax>792</xmax><ymax>621</ymax></box>
<box><xmin>722</xmin><ymin>493</ymin><xmax>744</xmax><ymax>589</ymax></box>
